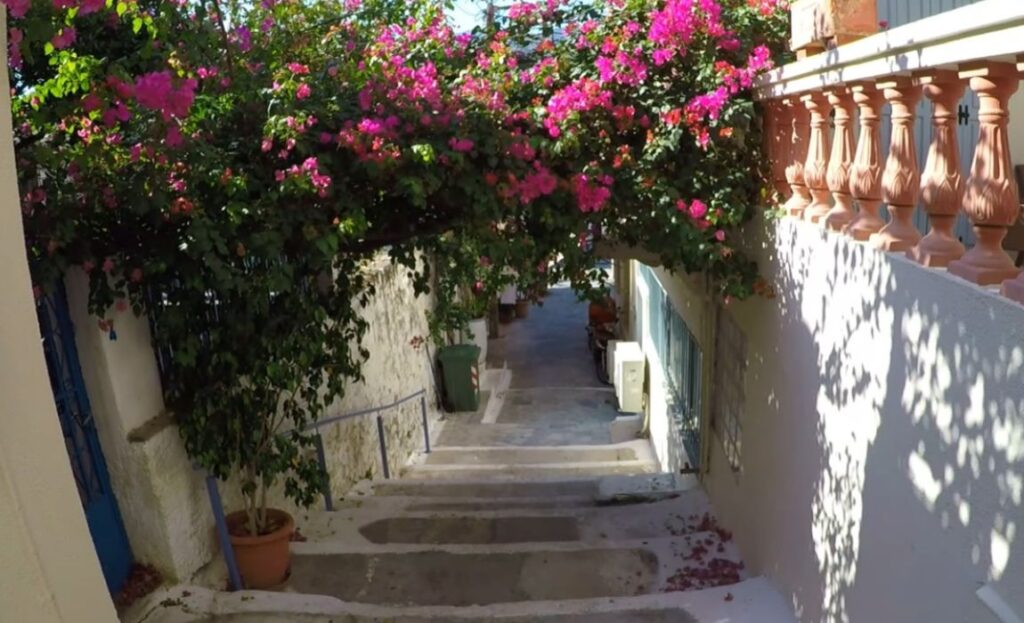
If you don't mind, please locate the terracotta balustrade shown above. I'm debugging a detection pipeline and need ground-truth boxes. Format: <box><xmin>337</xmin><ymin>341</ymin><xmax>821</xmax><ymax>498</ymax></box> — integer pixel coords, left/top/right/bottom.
<box><xmin>757</xmin><ymin>2</ymin><xmax>1024</xmax><ymax>308</ymax></box>
<box><xmin>845</xmin><ymin>83</ymin><xmax>886</xmax><ymax>241</ymax></box>
<box><xmin>770</xmin><ymin>101</ymin><xmax>793</xmax><ymax>200</ymax></box>
<box><xmin>948</xmin><ymin>62</ymin><xmax>1022</xmax><ymax>286</ymax></box>
<box><xmin>824</xmin><ymin>88</ymin><xmax>857</xmax><ymax>231</ymax></box>
<box><xmin>783</xmin><ymin>97</ymin><xmax>812</xmax><ymax>217</ymax></box>
<box><xmin>872</xmin><ymin>78</ymin><xmax>922</xmax><ymax>252</ymax></box>
<box><xmin>801</xmin><ymin>91</ymin><xmax>833</xmax><ymax>223</ymax></box>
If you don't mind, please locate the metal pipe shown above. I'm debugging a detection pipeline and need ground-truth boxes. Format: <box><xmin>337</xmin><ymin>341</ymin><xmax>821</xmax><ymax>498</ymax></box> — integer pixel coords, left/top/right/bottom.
<box><xmin>312</xmin><ymin>431</ymin><xmax>333</xmax><ymax>511</ymax></box>
<box><xmin>205</xmin><ymin>474</ymin><xmax>243</xmax><ymax>591</ymax></box>
<box><xmin>299</xmin><ymin>389</ymin><xmax>425</xmax><ymax>432</ymax></box>
<box><xmin>376</xmin><ymin>414</ymin><xmax>391</xmax><ymax>479</ymax></box>
<box><xmin>420</xmin><ymin>395</ymin><xmax>431</xmax><ymax>454</ymax></box>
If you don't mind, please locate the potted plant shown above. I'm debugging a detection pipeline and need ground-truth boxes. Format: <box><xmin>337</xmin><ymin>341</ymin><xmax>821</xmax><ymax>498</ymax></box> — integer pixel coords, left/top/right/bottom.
<box><xmin>156</xmin><ymin>260</ymin><xmax>363</xmax><ymax>589</ymax></box>
<box><xmin>514</xmin><ymin>294</ymin><xmax>531</xmax><ymax>318</ymax></box>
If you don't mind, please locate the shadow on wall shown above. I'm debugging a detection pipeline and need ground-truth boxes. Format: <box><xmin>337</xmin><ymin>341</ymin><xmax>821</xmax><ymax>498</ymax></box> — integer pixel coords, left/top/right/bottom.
<box><xmin>740</xmin><ymin>216</ymin><xmax>1022</xmax><ymax>622</ymax></box>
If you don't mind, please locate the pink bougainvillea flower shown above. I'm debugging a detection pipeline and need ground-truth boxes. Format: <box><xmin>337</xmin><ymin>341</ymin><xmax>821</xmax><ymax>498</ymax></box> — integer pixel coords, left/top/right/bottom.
<box><xmin>714</xmin><ymin>229</ymin><xmax>726</xmax><ymax>241</ymax></box>
<box><xmin>286</xmin><ymin>62</ymin><xmax>310</xmax><ymax>75</ymax></box>
<box><xmin>82</xmin><ymin>93</ymin><xmax>102</xmax><ymax>112</ymax></box>
<box><xmin>572</xmin><ymin>174</ymin><xmax>612</xmax><ymax>213</ymax></box>
<box><xmin>79</xmin><ymin>0</ymin><xmax>105</xmax><ymax>14</ymax></box>
<box><xmin>165</xmin><ymin>124</ymin><xmax>184</xmax><ymax>148</ymax></box>
<box><xmin>7</xmin><ymin>27</ymin><xmax>23</xmax><ymax>70</ymax></box>
<box><xmin>130</xmin><ymin>268</ymin><xmax>143</xmax><ymax>283</ymax></box>
<box><xmin>448</xmin><ymin>137</ymin><xmax>474</xmax><ymax>153</ymax></box>
<box><xmin>296</xmin><ymin>83</ymin><xmax>312</xmax><ymax>99</ymax></box>
<box><xmin>3</xmin><ymin>0</ymin><xmax>30</xmax><ymax>19</ymax></box>
<box><xmin>135</xmin><ymin>71</ymin><xmax>196</xmax><ymax>120</ymax></box>
<box><xmin>102</xmin><ymin>258</ymin><xmax>115</xmax><ymax>273</ymax></box>
<box><xmin>51</xmin><ymin>27</ymin><xmax>77</xmax><ymax>50</ymax></box>
<box><xmin>689</xmin><ymin>199</ymin><xmax>708</xmax><ymax>219</ymax></box>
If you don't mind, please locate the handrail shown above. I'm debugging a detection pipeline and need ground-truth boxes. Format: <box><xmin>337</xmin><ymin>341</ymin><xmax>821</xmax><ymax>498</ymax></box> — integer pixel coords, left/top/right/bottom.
<box><xmin>756</xmin><ymin>0</ymin><xmax>1024</xmax><ymax>99</ymax></box>
<box><xmin>201</xmin><ymin>388</ymin><xmax>431</xmax><ymax>590</ymax></box>
<box><xmin>304</xmin><ymin>388</ymin><xmax>426</xmax><ymax>431</ymax></box>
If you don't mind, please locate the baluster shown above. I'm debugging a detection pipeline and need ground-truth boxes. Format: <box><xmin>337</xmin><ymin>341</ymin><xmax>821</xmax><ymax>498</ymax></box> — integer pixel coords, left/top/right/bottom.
<box><xmin>824</xmin><ymin>88</ymin><xmax>857</xmax><ymax>231</ymax></box>
<box><xmin>771</xmin><ymin>100</ymin><xmax>793</xmax><ymax>200</ymax></box>
<box><xmin>784</xmin><ymin>97</ymin><xmax>812</xmax><ymax>217</ymax></box>
<box><xmin>948</xmin><ymin>62</ymin><xmax>1021</xmax><ymax>285</ymax></box>
<box><xmin>845</xmin><ymin>83</ymin><xmax>886</xmax><ymax>240</ymax></box>
<box><xmin>802</xmin><ymin>91</ymin><xmax>833</xmax><ymax>223</ymax></box>
<box><xmin>908</xmin><ymin>71</ymin><xmax>966</xmax><ymax>267</ymax></box>
<box><xmin>872</xmin><ymin>78</ymin><xmax>922</xmax><ymax>252</ymax></box>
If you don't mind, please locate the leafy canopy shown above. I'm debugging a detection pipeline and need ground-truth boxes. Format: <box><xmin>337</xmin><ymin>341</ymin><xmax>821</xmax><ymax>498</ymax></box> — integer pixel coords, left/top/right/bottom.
<box><xmin>8</xmin><ymin>0</ymin><xmax>788</xmax><ymax>532</ymax></box>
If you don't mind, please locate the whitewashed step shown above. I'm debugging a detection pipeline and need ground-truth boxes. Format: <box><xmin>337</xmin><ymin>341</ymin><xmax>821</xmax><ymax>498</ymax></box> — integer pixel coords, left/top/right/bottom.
<box><xmin>343</xmin><ymin>473</ymin><xmax>694</xmax><ymax>504</ymax></box>
<box><xmin>400</xmin><ymin>461</ymin><xmax>658</xmax><ymax>481</ymax></box>
<box><xmin>128</xmin><ymin>577</ymin><xmax>796</xmax><ymax>623</ymax></box>
<box><xmin>297</xmin><ymin>493</ymin><xmax>715</xmax><ymax>546</ymax></box>
<box><xmin>417</xmin><ymin>440</ymin><xmax>654</xmax><ymax>466</ymax></box>
<box><xmin>287</xmin><ymin>534</ymin><xmax>745</xmax><ymax>606</ymax></box>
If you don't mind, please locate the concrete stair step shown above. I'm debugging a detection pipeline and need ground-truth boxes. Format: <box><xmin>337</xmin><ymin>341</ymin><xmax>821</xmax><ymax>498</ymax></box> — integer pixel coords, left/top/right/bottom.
<box><xmin>297</xmin><ymin>493</ymin><xmax>715</xmax><ymax>546</ymax></box>
<box><xmin>419</xmin><ymin>440</ymin><xmax>653</xmax><ymax>466</ymax></box>
<box><xmin>287</xmin><ymin>535</ymin><xmax>745</xmax><ymax>607</ymax></box>
<box><xmin>345</xmin><ymin>473</ymin><xmax>694</xmax><ymax>502</ymax></box>
<box><xmin>400</xmin><ymin>461</ymin><xmax>659</xmax><ymax>481</ymax></box>
<box><xmin>130</xmin><ymin>577</ymin><xmax>798</xmax><ymax>623</ymax></box>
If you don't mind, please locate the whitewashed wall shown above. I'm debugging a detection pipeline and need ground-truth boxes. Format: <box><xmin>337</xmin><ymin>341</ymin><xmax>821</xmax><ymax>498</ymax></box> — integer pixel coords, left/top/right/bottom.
<box><xmin>702</xmin><ymin>213</ymin><xmax>1024</xmax><ymax>623</ymax></box>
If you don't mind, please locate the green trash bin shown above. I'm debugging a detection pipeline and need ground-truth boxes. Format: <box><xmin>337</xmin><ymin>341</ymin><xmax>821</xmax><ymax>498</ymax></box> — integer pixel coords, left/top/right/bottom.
<box><xmin>438</xmin><ymin>344</ymin><xmax>481</xmax><ymax>412</ymax></box>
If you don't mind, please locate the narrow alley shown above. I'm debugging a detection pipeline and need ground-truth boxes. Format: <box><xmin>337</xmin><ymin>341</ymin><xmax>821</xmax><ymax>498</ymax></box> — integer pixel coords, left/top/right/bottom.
<box><xmin>131</xmin><ymin>282</ymin><xmax>796</xmax><ymax>623</ymax></box>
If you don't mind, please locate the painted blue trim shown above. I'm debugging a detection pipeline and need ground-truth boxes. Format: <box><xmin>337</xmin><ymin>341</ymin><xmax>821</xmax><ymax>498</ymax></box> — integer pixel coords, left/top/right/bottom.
<box><xmin>205</xmin><ymin>474</ymin><xmax>243</xmax><ymax>591</ymax></box>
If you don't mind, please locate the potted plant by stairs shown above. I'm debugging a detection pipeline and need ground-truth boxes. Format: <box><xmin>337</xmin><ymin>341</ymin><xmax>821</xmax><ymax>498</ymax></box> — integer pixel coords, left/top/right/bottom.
<box><xmin>146</xmin><ymin>247</ymin><xmax>362</xmax><ymax>590</ymax></box>
<box><xmin>514</xmin><ymin>295</ymin><xmax>530</xmax><ymax>318</ymax></box>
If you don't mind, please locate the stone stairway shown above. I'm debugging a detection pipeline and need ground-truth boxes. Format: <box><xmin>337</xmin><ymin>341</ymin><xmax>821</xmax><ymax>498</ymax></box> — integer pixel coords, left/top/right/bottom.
<box><xmin>129</xmin><ymin>286</ymin><xmax>796</xmax><ymax>622</ymax></box>
<box><xmin>133</xmin><ymin>439</ymin><xmax>797</xmax><ymax>622</ymax></box>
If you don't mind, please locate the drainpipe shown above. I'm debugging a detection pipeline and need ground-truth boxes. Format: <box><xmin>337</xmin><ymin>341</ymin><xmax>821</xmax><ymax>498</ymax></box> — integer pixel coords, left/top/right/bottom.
<box><xmin>698</xmin><ymin>273</ymin><xmax>718</xmax><ymax>480</ymax></box>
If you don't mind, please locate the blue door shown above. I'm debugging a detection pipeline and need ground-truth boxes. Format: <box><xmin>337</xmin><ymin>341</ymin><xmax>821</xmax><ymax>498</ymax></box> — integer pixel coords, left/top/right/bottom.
<box><xmin>36</xmin><ymin>284</ymin><xmax>134</xmax><ymax>594</ymax></box>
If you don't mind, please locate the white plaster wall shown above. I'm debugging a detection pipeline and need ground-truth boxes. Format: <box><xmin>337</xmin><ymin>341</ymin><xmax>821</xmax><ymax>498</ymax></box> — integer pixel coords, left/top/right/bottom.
<box><xmin>627</xmin><ymin>264</ymin><xmax>711</xmax><ymax>473</ymax></box>
<box><xmin>0</xmin><ymin>14</ymin><xmax>118</xmax><ymax>622</ymax></box>
<box><xmin>702</xmin><ymin>214</ymin><xmax>1024</xmax><ymax>623</ymax></box>
<box><xmin>65</xmin><ymin>270</ymin><xmax>215</xmax><ymax>583</ymax></box>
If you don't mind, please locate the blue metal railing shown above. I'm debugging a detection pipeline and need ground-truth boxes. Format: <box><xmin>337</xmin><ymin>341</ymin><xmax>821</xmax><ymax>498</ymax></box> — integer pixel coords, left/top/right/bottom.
<box><xmin>202</xmin><ymin>388</ymin><xmax>431</xmax><ymax>590</ymax></box>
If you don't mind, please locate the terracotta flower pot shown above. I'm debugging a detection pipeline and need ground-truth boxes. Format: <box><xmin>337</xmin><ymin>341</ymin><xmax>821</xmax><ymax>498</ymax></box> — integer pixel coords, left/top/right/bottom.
<box><xmin>226</xmin><ymin>508</ymin><xmax>294</xmax><ymax>589</ymax></box>
<box><xmin>499</xmin><ymin>304</ymin><xmax>516</xmax><ymax>323</ymax></box>
<box><xmin>514</xmin><ymin>299</ymin><xmax>530</xmax><ymax>318</ymax></box>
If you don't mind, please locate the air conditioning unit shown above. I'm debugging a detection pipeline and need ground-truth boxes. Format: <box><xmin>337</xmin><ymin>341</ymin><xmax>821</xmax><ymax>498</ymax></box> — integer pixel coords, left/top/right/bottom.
<box><xmin>612</xmin><ymin>341</ymin><xmax>644</xmax><ymax>413</ymax></box>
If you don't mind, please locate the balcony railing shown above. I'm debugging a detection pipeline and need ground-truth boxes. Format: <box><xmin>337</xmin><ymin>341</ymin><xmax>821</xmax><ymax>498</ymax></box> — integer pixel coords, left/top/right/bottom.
<box><xmin>756</xmin><ymin>0</ymin><xmax>1024</xmax><ymax>305</ymax></box>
